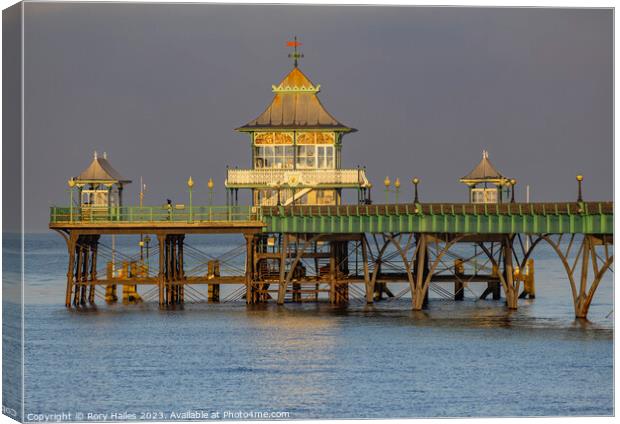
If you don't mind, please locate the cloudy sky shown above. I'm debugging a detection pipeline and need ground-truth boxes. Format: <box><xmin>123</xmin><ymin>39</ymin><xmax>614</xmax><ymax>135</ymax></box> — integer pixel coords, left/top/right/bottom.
<box><xmin>18</xmin><ymin>3</ymin><xmax>612</xmax><ymax>231</ymax></box>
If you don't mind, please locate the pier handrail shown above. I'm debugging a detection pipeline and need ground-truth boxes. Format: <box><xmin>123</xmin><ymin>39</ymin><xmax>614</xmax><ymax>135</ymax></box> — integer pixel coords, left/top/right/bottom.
<box><xmin>50</xmin><ymin>201</ymin><xmax>612</xmax><ymax>223</ymax></box>
<box><xmin>49</xmin><ymin>205</ymin><xmax>261</xmax><ymax>224</ymax></box>
<box><xmin>259</xmin><ymin>201</ymin><xmax>613</xmax><ymax>217</ymax></box>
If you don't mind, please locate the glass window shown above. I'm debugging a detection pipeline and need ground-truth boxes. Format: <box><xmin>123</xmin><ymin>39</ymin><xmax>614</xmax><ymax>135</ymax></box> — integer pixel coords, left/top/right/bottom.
<box><xmin>485</xmin><ymin>189</ymin><xmax>498</xmax><ymax>203</ymax></box>
<box><xmin>326</xmin><ymin>151</ymin><xmax>334</xmax><ymax>168</ymax></box>
<box><xmin>296</xmin><ymin>145</ymin><xmax>335</xmax><ymax>169</ymax></box>
<box><xmin>254</xmin><ymin>145</ymin><xmax>294</xmax><ymax>169</ymax></box>
<box><xmin>471</xmin><ymin>188</ymin><xmax>497</xmax><ymax>204</ymax></box>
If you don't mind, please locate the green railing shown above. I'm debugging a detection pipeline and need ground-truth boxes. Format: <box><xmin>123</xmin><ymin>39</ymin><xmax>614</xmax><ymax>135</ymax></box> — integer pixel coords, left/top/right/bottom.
<box><xmin>49</xmin><ymin>202</ymin><xmax>613</xmax><ymax>235</ymax></box>
<box><xmin>49</xmin><ymin>205</ymin><xmax>261</xmax><ymax>224</ymax></box>
<box><xmin>261</xmin><ymin>202</ymin><xmax>613</xmax><ymax>235</ymax></box>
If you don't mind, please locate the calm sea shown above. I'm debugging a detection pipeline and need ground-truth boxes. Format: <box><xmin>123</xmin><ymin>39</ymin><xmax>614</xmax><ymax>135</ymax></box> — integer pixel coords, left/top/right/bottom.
<box><xmin>3</xmin><ymin>233</ymin><xmax>614</xmax><ymax>419</ymax></box>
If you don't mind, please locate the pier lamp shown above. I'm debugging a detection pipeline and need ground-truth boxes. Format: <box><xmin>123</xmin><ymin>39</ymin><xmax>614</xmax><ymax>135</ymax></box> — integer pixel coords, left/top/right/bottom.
<box><xmin>394</xmin><ymin>178</ymin><xmax>401</xmax><ymax>203</ymax></box>
<box><xmin>68</xmin><ymin>178</ymin><xmax>76</xmax><ymax>222</ymax></box>
<box><xmin>187</xmin><ymin>176</ymin><xmax>194</xmax><ymax>222</ymax></box>
<box><xmin>208</xmin><ymin>178</ymin><xmax>214</xmax><ymax>206</ymax></box>
<box><xmin>576</xmin><ymin>174</ymin><xmax>584</xmax><ymax>202</ymax></box>
<box><xmin>510</xmin><ymin>179</ymin><xmax>517</xmax><ymax>203</ymax></box>
<box><xmin>367</xmin><ymin>183</ymin><xmax>373</xmax><ymax>204</ymax></box>
<box><xmin>143</xmin><ymin>235</ymin><xmax>151</xmax><ymax>267</ymax></box>
<box><xmin>384</xmin><ymin>176</ymin><xmax>391</xmax><ymax>204</ymax></box>
<box><xmin>412</xmin><ymin>178</ymin><xmax>420</xmax><ymax>204</ymax></box>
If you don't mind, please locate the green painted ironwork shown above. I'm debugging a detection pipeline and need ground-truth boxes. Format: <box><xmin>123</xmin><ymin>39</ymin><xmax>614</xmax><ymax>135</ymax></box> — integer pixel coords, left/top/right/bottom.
<box><xmin>49</xmin><ymin>202</ymin><xmax>613</xmax><ymax>235</ymax></box>
<box><xmin>49</xmin><ymin>205</ymin><xmax>261</xmax><ymax>224</ymax></box>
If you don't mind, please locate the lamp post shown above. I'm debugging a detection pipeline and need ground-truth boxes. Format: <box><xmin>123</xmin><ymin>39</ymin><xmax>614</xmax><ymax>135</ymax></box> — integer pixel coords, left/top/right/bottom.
<box><xmin>208</xmin><ymin>178</ymin><xmax>214</xmax><ymax>206</ymax></box>
<box><xmin>139</xmin><ymin>177</ymin><xmax>146</xmax><ymax>208</ymax></box>
<box><xmin>576</xmin><ymin>174</ymin><xmax>583</xmax><ymax>202</ymax></box>
<box><xmin>394</xmin><ymin>178</ymin><xmax>401</xmax><ymax>203</ymax></box>
<box><xmin>139</xmin><ymin>177</ymin><xmax>146</xmax><ymax>258</ymax></box>
<box><xmin>367</xmin><ymin>183</ymin><xmax>373</xmax><ymax>204</ymax></box>
<box><xmin>384</xmin><ymin>176</ymin><xmax>391</xmax><ymax>204</ymax></box>
<box><xmin>412</xmin><ymin>177</ymin><xmax>420</xmax><ymax>204</ymax></box>
<box><xmin>68</xmin><ymin>178</ymin><xmax>76</xmax><ymax>222</ymax></box>
<box><xmin>143</xmin><ymin>235</ymin><xmax>151</xmax><ymax>268</ymax></box>
<box><xmin>207</xmin><ymin>177</ymin><xmax>214</xmax><ymax>221</ymax></box>
<box><xmin>357</xmin><ymin>166</ymin><xmax>361</xmax><ymax>204</ymax></box>
<box><xmin>187</xmin><ymin>176</ymin><xmax>194</xmax><ymax>222</ymax></box>
<box><xmin>510</xmin><ymin>178</ymin><xmax>517</xmax><ymax>203</ymax></box>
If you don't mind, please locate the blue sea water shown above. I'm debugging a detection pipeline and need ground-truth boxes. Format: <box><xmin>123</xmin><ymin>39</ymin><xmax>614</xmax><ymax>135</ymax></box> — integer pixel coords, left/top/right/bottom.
<box><xmin>4</xmin><ymin>233</ymin><xmax>614</xmax><ymax>419</ymax></box>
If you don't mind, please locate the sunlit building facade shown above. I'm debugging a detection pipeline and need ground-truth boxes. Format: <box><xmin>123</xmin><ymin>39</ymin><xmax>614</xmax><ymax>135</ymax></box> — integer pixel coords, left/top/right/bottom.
<box><xmin>226</xmin><ymin>50</ymin><xmax>369</xmax><ymax>206</ymax></box>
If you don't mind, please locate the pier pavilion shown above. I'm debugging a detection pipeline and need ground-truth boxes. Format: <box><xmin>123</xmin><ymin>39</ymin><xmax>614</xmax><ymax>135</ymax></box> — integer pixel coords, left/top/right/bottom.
<box><xmin>226</xmin><ymin>39</ymin><xmax>369</xmax><ymax>207</ymax></box>
<box><xmin>460</xmin><ymin>150</ymin><xmax>513</xmax><ymax>204</ymax></box>
<box><xmin>72</xmin><ymin>151</ymin><xmax>131</xmax><ymax>219</ymax></box>
<box><xmin>49</xmin><ymin>41</ymin><xmax>613</xmax><ymax>320</ymax></box>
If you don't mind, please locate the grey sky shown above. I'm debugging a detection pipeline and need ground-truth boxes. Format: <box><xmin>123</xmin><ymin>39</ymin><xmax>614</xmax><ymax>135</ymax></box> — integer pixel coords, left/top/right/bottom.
<box><xmin>20</xmin><ymin>3</ymin><xmax>612</xmax><ymax>232</ymax></box>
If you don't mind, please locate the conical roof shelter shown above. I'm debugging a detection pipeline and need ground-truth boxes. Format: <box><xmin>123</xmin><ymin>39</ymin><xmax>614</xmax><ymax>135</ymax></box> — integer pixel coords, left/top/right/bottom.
<box><xmin>460</xmin><ymin>150</ymin><xmax>509</xmax><ymax>185</ymax></box>
<box><xmin>75</xmin><ymin>152</ymin><xmax>131</xmax><ymax>184</ymax></box>
<box><xmin>236</xmin><ymin>67</ymin><xmax>355</xmax><ymax>132</ymax></box>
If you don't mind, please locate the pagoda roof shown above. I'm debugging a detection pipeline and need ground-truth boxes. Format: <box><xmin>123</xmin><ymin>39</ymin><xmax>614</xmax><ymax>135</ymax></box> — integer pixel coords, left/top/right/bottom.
<box><xmin>236</xmin><ymin>67</ymin><xmax>355</xmax><ymax>132</ymax></box>
<box><xmin>76</xmin><ymin>152</ymin><xmax>131</xmax><ymax>184</ymax></box>
<box><xmin>460</xmin><ymin>151</ymin><xmax>509</xmax><ymax>185</ymax></box>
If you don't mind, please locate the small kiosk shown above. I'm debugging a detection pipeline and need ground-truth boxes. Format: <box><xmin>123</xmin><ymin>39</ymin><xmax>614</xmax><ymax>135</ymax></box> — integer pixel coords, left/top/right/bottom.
<box><xmin>460</xmin><ymin>150</ymin><xmax>512</xmax><ymax>204</ymax></box>
<box><xmin>72</xmin><ymin>151</ymin><xmax>131</xmax><ymax>220</ymax></box>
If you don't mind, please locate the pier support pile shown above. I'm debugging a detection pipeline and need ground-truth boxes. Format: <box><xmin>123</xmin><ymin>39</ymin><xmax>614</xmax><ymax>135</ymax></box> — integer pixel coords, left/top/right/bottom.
<box><xmin>158</xmin><ymin>234</ymin><xmax>185</xmax><ymax>306</ymax></box>
<box><xmin>65</xmin><ymin>234</ymin><xmax>100</xmax><ymax>307</ymax></box>
<box><xmin>53</xmin><ymin>223</ymin><xmax>612</xmax><ymax>321</ymax></box>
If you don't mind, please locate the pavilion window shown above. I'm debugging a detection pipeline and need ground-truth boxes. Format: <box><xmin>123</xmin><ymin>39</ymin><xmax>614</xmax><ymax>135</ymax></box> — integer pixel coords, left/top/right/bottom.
<box><xmin>254</xmin><ymin>145</ymin><xmax>294</xmax><ymax>169</ymax></box>
<box><xmin>471</xmin><ymin>188</ymin><xmax>498</xmax><ymax>204</ymax></box>
<box><xmin>296</xmin><ymin>145</ymin><xmax>335</xmax><ymax>169</ymax></box>
<box><xmin>81</xmin><ymin>188</ymin><xmax>112</xmax><ymax>207</ymax></box>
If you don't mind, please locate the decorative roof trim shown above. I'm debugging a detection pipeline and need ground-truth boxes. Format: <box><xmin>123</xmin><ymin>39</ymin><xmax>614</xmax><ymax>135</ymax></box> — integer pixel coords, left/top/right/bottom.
<box><xmin>271</xmin><ymin>84</ymin><xmax>321</xmax><ymax>93</ymax></box>
<box><xmin>459</xmin><ymin>178</ymin><xmax>510</xmax><ymax>186</ymax></box>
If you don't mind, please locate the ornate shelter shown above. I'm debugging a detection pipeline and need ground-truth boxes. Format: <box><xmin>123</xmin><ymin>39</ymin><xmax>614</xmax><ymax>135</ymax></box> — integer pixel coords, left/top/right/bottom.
<box><xmin>225</xmin><ymin>40</ymin><xmax>369</xmax><ymax>206</ymax></box>
<box><xmin>460</xmin><ymin>150</ymin><xmax>511</xmax><ymax>204</ymax></box>
<box><xmin>72</xmin><ymin>151</ymin><xmax>131</xmax><ymax>219</ymax></box>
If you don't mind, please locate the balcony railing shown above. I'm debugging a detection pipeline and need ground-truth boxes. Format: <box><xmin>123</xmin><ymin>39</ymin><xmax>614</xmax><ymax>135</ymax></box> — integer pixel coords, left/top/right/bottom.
<box><xmin>225</xmin><ymin>168</ymin><xmax>370</xmax><ymax>188</ymax></box>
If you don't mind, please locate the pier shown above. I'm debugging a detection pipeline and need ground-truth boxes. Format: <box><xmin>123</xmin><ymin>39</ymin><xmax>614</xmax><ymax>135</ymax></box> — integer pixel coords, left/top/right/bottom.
<box><xmin>49</xmin><ymin>40</ymin><xmax>613</xmax><ymax>319</ymax></box>
<box><xmin>50</xmin><ymin>201</ymin><xmax>613</xmax><ymax>319</ymax></box>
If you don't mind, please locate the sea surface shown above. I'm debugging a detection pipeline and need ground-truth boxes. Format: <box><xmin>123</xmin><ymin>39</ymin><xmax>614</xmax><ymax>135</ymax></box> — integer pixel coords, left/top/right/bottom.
<box><xmin>3</xmin><ymin>233</ymin><xmax>614</xmax><ymax>420</ymax></box>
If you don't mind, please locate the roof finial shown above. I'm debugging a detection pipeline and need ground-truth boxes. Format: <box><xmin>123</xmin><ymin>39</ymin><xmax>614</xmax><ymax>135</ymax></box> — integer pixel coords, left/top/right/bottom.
<box><xmin>287</xmin><ymin>36</ymin><xmax>304</xmax><ymax>68</ymax></box>
<box><xmin>483</xmin><ymin>150</ymin><xmax>489</xmax><ymax>159</ymax></box>
<box><xmin>103</xmin><ymin>152</ymin><xmax>107</xmax><ymax>159</ymax></box>
<box><xmin>94</xmin><ymin>150</ymin><xmax>98</xmax><ymax>160</ymax></box>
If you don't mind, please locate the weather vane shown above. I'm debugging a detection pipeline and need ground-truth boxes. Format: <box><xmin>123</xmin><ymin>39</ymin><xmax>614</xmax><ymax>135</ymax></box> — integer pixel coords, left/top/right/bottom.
<box><xmin>287</xmin><ymin>36</ymin><xmax>304</xmax><ymax>67</ymax></box>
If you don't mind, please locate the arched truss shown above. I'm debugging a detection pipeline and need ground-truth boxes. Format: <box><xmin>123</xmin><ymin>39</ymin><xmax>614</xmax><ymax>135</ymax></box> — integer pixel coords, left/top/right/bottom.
<box><xmin>475</xmin><ymin>233</ymin><xmax>613</xmax><ymax>318</ymax></box>
<box><xmin>366</xmin><ymin>233</ymin><xmax>418</xmax><ymax>304</ymax></box>
<box><xmin>477</xmin><ymin>236</ymin><xmax>520</xmax><ymax>310</ymax></box>
<box><xmin>365</xmin><ymin>233</ymin><xmax>465</xmax><ymax>310</ymax></box>
<box><xmin>412</xmin><ymin>234</ymin><xmax>466</xmax><ymax>310</ymax></box>
<box><xmin>539</xmin><ymin>234</ymin><xmax>613</xmax><ymax>319</ymax></box>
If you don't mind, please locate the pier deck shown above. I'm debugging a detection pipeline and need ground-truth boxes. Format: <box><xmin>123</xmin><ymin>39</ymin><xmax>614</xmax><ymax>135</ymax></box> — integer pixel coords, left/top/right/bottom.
<box><xmin>49</xmin><ymin>201</ymin><xmax>613</xmax><ymax>319</ymax></box>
